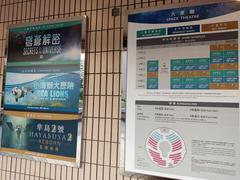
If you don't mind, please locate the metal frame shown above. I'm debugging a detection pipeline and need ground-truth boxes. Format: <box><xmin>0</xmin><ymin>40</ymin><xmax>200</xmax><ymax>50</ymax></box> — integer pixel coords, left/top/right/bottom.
<box><xmin>0</xmin><ymin>0</ymin><xmax>124</xmax><ymax>179</ymax></box>
<box><xmin>1</xmin><ymin>15</ymin><xmax>88</xmax><ymax>168</ymax></box>
<box><xmin>123</xmin><ymin>0</ymin><xmax>239</xmax><ymax>178</ymax></box>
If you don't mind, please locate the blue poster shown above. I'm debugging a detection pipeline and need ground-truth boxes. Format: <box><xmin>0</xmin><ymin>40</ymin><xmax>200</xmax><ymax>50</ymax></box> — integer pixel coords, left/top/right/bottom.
<box><xmin>1</xmin><ymin>111</ymin><xmax>80</xmax><ymax>162</ymax></box>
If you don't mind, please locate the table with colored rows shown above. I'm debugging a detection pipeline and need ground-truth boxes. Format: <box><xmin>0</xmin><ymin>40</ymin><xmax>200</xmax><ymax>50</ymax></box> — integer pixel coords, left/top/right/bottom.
<box><xmin>171</xmin><ymin>43</ymin><xmax>239</xmax><ymax>90</ymax></box>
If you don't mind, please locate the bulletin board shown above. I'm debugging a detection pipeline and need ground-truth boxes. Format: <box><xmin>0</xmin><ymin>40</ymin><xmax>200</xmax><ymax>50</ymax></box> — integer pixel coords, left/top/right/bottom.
<box><xmin>0</xmin><ymin>16</ymin><xmax>87</xmax><ymax>167</ymax></box>
<box><xmin>125</xmin><ymin>0</ymin><xmax>240</xmax><ymax>179</ymax></box>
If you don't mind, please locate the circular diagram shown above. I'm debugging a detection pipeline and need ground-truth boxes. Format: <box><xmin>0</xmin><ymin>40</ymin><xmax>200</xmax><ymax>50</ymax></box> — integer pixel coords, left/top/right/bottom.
<box><xmin>146</xmin><ymin>127</ymin><xmax>186</xmax><ymax>168</ymax></box>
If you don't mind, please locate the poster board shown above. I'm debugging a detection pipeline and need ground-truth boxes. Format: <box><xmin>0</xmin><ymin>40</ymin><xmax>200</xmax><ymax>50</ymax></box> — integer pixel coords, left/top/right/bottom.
<box><xmin>125</xmin><ymin>0</ymin><xmax>240</xmax><ymax>179</ymax></box>
<box><xmin>0</xmin><ymin>16</ymin><xmax>87</xmax><ymax>167</ymax></box>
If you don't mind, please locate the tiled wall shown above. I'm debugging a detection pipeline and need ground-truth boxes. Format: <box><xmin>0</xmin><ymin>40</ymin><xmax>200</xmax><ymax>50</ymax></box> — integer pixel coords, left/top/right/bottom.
<box><xmin>0</xmin><ymin>0</ymin><xmax>189</xmax><ymax>179</ymax></box>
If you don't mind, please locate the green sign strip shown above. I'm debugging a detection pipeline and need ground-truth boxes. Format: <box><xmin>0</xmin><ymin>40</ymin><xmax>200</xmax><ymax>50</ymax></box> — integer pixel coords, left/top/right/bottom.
<box><xmin>10</xmin><ymin>20</ymin><xmax>81</xmax><ymax>32</ymax></box>
<box><xmin>137</xmin><ymin>28</ymin><xmax>166</xmax><ymax>38</ymax></box>
<box><xmin>8</xmin><ymin>60</ymin><xmax>80</xmax><ymax>67</ymax></box>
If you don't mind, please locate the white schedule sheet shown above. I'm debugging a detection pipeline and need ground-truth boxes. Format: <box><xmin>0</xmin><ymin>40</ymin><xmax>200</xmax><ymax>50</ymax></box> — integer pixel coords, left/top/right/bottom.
<box><xmin>125</xmin><ymin>1</ymin><xmax>240</xmax><ymax>180</ymax></box>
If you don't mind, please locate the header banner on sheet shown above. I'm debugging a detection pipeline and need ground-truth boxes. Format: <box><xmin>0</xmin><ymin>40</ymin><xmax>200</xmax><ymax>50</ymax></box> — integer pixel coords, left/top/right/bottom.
<box><xmin>128</xmin><ymin>1</ymin><xmax>240</xmax><ymax>24</ymax></box>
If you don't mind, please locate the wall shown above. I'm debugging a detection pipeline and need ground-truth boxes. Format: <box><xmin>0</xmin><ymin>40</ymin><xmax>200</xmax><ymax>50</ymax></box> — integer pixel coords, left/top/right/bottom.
<box><xmin>0</xmin><ymin>0</ymin><xmax>189</xmax><ymax>180</ymax></box>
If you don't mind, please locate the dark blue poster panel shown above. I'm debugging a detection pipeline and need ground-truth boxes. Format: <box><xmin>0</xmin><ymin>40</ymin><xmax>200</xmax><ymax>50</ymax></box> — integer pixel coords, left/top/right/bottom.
<box><xmin>1</xmin><ymin>111</ymin><xmax>80</xmax><ymax>163</ymax></box>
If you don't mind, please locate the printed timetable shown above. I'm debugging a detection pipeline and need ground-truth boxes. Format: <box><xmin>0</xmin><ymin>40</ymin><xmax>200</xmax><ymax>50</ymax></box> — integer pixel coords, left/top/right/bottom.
<box><xmin>136</xmin><ymin>21</ymin><xmax>239</xmax><ymax>90</ymax></box>
<box><xmin>126</xmin><ymin>1</ymin><xmax>240</xmax><ymax>180</ymax></box>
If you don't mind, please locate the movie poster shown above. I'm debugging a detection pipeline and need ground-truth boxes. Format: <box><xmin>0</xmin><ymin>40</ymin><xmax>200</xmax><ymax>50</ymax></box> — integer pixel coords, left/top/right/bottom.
<box><xmin>4</xmin><ymin>68</ymin><xmax>82</xmax><ymax>113</ymax></box>
<box><xmin>4</xmin><ymin>19</ymin><xmax>85</xmax><ymax>114</ymax></box>
<box><xmin>1</xmin><ymin>17</ymin><xmax>86</xmax><ymax>167</ymax></box>
<box><xmin>1</xmin><ymin>111</ymin><xmax>81</xmax><ymax>163</ymax></box>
